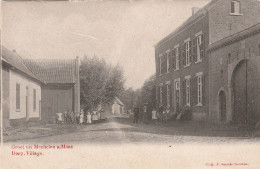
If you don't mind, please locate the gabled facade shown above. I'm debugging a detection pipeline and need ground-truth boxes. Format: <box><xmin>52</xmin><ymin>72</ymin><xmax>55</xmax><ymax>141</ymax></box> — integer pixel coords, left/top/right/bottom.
<box><xmin>154</xmin><ymin>0</ymin><xmax>260</xmax><ymax>121</ymax></box>
<box><xmin>23</xmin><ymin>58</ymin><xmax>80</xmax><ymax>123</ymax></box>
<box><xmin>208</xmin><ymin>23</ymin><xmax>260</xmax><ymax>126</ymax></box>
<box><xmin>2</xmin><ymin>47</ymin><xmax>42</xmax><ymax>127</ymax></box>
<box><xmin>111</xmin><ymin>97</ymin><xmax>124</xmax><ymax>114</ymax></box>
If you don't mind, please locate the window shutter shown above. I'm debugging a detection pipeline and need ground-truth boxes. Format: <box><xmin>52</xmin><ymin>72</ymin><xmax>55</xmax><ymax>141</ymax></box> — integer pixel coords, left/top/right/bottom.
<box><xmin>162</xmin><ymin>54</ymin><xmax>165</xmax><ymax>74</ymax></box>
<box><xmin>170</xmin><ymin>84</ymin><xmax>172</xmax><ymax>107</ymax></box>
<box><xmin>169</xmin><ymin>51</ymin><xmax>172</xmax><ymax>72</ymax></box>
<box><xmin>164</xmin><ymin>54</ymin><xmax>167</xmax><ymax>73</ymax></box>
<box><xmin>178</xmin><ymin>47</ymin><xmax>181</xmax><ymax>68</ymax></box>
<box><xmin>182</xmin><ymin>80</ymin><xmax>186</xmax><ymax>107</ymax></box>
<box><xmin>231</xmin><ymin>1</ymin><xmax>235</xmax><ymax>13</ymax></box>
<box><xmin>163</xmin><ymin>84</ymin><xmax>167</xmax><ymax>107</ymax></box>
<box><xmin>189</xmin><ymin>41</ymin><xmax>192</xmax><ymax>64</ymax></box>
<box><xmin>190</xmin><ymin>77</ymin><xmax>195</xmax><ymax>106</ymax></box>
<box><xmin>193</xmin><ymin>38</ymin><xmax>197</xmax><ymax>62</ymax></box>
<box><xmin>182</xmin><ymin>44</ymin><xmax>186</xmax><ymax>66</ymax></box>
<box><xmin>201</xmin><ymin>34</ymin><xmax>205</xmax><ymax>59</ymax></box>
<box><xmin>195</xmin><ymin>76</ymin><xmax>198</xmax><ymax>105</ymax></box>
<box><xmin>202</xmin><ymin>75</ymin><xmax>206</xmax><ymax>105</ymax></box>
<box><xmin>172</xmin><ymin>49</ymin><xmax>176</xmax><ymax>70</ymax></box>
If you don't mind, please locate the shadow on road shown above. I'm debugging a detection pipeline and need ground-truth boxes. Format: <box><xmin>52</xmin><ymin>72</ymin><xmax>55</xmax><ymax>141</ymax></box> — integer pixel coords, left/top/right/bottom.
<box><xmin>107</xmin><ymin>117</ymin><xmax>260</xmax><ymax>138</ymax></box>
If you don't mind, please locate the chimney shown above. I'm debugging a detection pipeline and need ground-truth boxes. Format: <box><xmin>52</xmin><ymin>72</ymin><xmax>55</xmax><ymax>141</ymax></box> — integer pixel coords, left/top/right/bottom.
<box><xmin>192</xmin><ymin>7</ymin><xmax>200</xmax><ymax>15</ymax></box>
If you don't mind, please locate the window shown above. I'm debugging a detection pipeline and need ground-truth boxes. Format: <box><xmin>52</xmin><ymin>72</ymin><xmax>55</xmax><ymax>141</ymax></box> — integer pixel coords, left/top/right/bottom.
<box><xmin>166</xmin><ymin>52</ymin><xmax>170</xmax><ymax>73</ymax></box>
<box><xmin>184</xmin><ymin>41</ymin><xmax>191</xmax><ymax>67</ymax></box>
<box><xmin>175</xmin><ymin>80</ymin><xmax>180</xmax><ymax>112</ymax></box>
<box><xmin>33</xmin><ymin>89</ymin><xmax>36</xmax><ymax>112</ymax></box>
<box><xmin>185</xmin><ymin>78</ymin><xmax>191</xmax><ymax>106</ymax></box>
<box><xmin>196</xmin><ymin>35</ymin><xmax>204</xmax><ymax>62</ymax></box>
<box><xmin>159</xmin><ymin>85</ymin><xmax>163</xmax><ymax>105</ymax></box>
<box><xmin>166</xmin><ymin>83</ymin><xmax>171</xmax><ymax>107</ymax></box>
<box><xmin>228</xmin><ymin>53</ymin><xmax>231</xmax><ymax>64</ymax></box>
<box><xmin>197</xmin><ymin>75</ymin><xmax>203</xmax><ymax>105</ymax></box>
<box><xmin>231</xmin><ymin>1</ymin><xmax>241</xmax><ymax>14</ymax></box>
<box><xmin>16</xmin><ymin>83</ymin><xmax>20</xmax><ymax>110</ymax></box>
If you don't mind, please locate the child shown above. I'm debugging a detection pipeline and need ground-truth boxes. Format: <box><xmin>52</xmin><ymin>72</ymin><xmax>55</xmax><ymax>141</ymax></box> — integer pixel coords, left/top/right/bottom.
<box><xmin>79</xmin><ymin>109</ymin><xmax>84</xmax><ymax>124</ymax></box>
<box><xmin>152</xmin><ymin>108</ymin><xmax>157</xmax><ymax>123</ymax></box>
<box><xmin>87</xmin><ymin>112</ymin><xmax>92</xmax><ymax>124</ymax></box>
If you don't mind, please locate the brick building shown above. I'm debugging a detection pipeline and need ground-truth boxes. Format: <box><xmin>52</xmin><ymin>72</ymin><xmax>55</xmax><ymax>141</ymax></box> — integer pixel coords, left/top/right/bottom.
<box><xmin>208</xmin><ymin>23</ymin><xmax>260</xmax><ymax>126</ymax></box>
<box><xmin>154</xmin><ymin>0</ymin><xmax>260</xmax><ymax>121</ymax></box>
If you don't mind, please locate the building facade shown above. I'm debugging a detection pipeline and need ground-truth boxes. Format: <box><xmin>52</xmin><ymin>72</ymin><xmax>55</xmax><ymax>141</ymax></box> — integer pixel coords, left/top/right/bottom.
<box><xmin>154</xmin><ymin>0</ymin><xmax>260</xmax><ymax>121</ymax></box>
<box><xmin>23</xmin><ymin>58</ymin><xmax>80</xmax><ymax>123</ymax></box>
<box><xmin>111</xmin><ymin>97</ymin><xmax>124</xmax><ymax>114</ymax></box>
<box><xmin>1</xmin><ymin>46</ymin><xmax>80</xmax><ymax>126</ymax></box>
<box><xmin>2</xmin><ymin>47</ymin><xmax>42</xmax><ymax>127</ymax></box>
<box><xmin>208</xmin><ymin>23</ymin><xmax>260</xmax><ymax>126</ymax></box>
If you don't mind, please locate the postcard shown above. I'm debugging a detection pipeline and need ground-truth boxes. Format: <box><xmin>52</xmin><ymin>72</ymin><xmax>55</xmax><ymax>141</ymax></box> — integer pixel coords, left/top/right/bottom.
<box><xmin>1</xmin><ymin>0</ymin><xmax>260</xmax><ymax>168</ymax></box>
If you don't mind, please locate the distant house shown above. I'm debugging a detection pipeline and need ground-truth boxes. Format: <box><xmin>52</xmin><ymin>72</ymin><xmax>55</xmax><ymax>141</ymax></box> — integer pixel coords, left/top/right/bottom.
<box><xmin>23</xmin><ymin>58</ymin><xmax>80</xmax><ymax>123</ymax></box>
<box><xmin>111</xmin><ymin>97</ymin><xmax>124</xmax><ymax>114</ymax></box>
<box><xmin>2</xmin><ymin>47</ymin><xmax>43</xmax><ymax>127</ymax></box>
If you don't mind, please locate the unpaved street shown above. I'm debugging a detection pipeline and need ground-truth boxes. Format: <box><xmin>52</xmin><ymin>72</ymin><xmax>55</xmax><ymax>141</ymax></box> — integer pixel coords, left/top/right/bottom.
<box><xmin>8</xmin><ymin>117</ymin><xmax>260</xmax><ymax>144</ymax></box>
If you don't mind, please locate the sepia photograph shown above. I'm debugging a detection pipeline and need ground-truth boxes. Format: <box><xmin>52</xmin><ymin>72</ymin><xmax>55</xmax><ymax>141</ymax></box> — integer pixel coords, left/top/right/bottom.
<box><xmin>1</xmin><ymin>0</ymin><xmax>260</xmax><ymax>168</ymax></box>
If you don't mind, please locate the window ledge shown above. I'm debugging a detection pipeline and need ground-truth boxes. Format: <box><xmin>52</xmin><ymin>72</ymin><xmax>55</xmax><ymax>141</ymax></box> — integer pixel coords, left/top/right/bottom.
<box><xmin>16</xmin><ymin>109</ymin><xmax>21</xmax><ymax>112</ymax></box>
<box><xmin>195</xmin><ymin>60</ymin><xmax>202</xmax><ymax>64</ymax></box>
<box><xmin>184</xmin><ymin>64</ymin><xmax>191</xmax><ymax>68</ymax></box>
<box><xmin>196</xmin><ymin>103</ymin><xmax>203</xmax><ymax>107</ymax></box>
<box><xmin>174</xmin><ymin>68</ymin><xmax>179</xmax><ymax>72</ymax></box>
<box><xmin>230</xmin><ymin>13</ymin><xmax>243</xmax><ymax>16</ymax></box>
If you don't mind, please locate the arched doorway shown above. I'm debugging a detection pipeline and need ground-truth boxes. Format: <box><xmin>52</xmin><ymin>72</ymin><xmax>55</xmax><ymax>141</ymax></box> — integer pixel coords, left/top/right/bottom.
<box><xmin>232</xmin><ymin>59</ymin><xmax>258</xmax><ymax>126</ymax></box>
<box><xmin>219</xmin><ymin>90</ymin><xmax>226</xmax><ymax>122</ymax></box>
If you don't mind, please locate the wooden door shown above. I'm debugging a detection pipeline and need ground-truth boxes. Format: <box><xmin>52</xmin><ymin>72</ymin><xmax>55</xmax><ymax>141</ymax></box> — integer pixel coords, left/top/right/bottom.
<box><xmin>219</xmin><ymin>91</ymin><xmax>226</xmax><ymax>122</ymax></box>
<box><xmin>233</xmin><ymin>60</ymin><xmax>258</xmax><ymax>126</ymax></box>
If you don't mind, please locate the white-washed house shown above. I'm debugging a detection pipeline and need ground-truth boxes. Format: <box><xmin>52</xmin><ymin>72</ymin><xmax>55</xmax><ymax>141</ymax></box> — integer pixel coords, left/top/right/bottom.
<box><xmin>2</xmin><ymin>47</ymin><xmax>42</xmax><ymax>127</ymax></box>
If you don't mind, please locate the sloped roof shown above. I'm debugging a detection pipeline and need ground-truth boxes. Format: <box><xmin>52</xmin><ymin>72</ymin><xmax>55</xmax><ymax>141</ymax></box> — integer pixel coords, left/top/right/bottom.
<box><xmin>115</xmin><ymin>97</ymin><xmax>124</xmax><ymax>106</ymax></box>
<box><xmin>2</xmin><ymin>46</ymin><xmax>41</xmax><ymax>82</ymax></box>
<box><xmin>155</xmin><ymin>0</ymin><xmax>218</xmax><ymax>48</ymax></box>
<box><xmin>208</xmin><ymin>23</ymin><xmax>260</xmax><ymax>52</ymax></box>
<box><xmin>23</xmin><ymin>59</ymin><xmax>76</xmax><ymax>84</ymax></box>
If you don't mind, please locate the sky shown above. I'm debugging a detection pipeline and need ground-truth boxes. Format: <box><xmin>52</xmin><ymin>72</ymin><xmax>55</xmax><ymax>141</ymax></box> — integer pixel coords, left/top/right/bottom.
<box><xmin>2</xmin><ymin>0</ymin><xmax>210</xmax><ymax>89</ymax></box>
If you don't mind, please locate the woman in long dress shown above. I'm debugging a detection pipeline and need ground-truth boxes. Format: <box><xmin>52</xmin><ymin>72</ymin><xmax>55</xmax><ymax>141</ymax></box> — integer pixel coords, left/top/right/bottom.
<box><xmin>152</xmin><ymin>108</ymin><xmax>157</xmax><ymax>124</ymax></box>
<box><xmin>87</xmin><ymin>112</ymin><xmax>92</xmax><ymax>124</ymax></box>
<box><xmin>79</xmin><ymin>109</ymin><xmax>84</xmax><ymax>124</ymax></box>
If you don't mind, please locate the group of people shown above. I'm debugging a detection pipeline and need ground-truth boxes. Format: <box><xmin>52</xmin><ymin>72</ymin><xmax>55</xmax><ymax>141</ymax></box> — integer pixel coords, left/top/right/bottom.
<box><xmin>56</xmin><ymin>109</ymin><xmax>103</xmax><ymax>125</ymax></box>
<box><xmin>132</xmin><ymin>105</ymin><xmax>156</xmax><ymax>124</ymax></box>
<box><xmin>132</xmin><ymin>104</ymin><xmax>187</xmax><ymax>124</ymax></box>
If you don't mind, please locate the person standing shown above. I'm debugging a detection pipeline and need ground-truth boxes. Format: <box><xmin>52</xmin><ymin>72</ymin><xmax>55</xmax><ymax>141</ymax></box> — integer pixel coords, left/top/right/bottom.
<box><xmin>159</xmin><ymin>105</ymin><xmax>164</xmax><ymax>121</ymax></box>
<box><xmin>133</xmin><ymin>107</ymin><xmax>139</xmax><ymax>123</ymax></box>
<box><xmin>79</xmin><ymin>109</ymin><xmax>84</xmax><ymax>125</ymax></box>
<box><xmin>143</xmin><ymin>105</ymin><xmax>148</xmax><ymax>123</ymax></box>
<box><xmin>152</xmin><ymin>108</ymin><xmax>157</xmax><ymax>123</ymax></box>
<box><xmin>86</xmin><ymin>111</ymin><xmax>92</xmax><ymax>124</ymax></box>
<box><xmin>92</xmin><ymin>111</ymin><xmax>98</xmax><ymax>123</ymax></box>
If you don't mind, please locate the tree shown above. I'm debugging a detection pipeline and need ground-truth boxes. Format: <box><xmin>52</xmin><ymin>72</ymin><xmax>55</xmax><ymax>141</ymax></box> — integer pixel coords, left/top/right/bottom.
<box><xmin>136</xmin><ymin>74</ymin><xmax>156</xmax><ymax>118</ymax></box>
<box><xmin>80</xmin><ymin>55</ymin><xmax>125</xmax><ymax>111</ymax></box>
